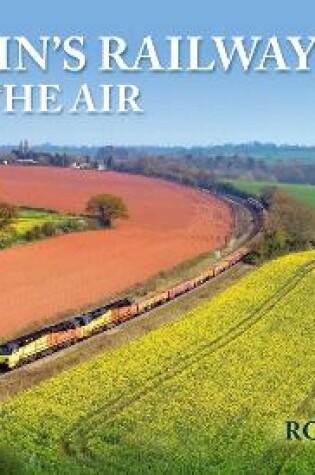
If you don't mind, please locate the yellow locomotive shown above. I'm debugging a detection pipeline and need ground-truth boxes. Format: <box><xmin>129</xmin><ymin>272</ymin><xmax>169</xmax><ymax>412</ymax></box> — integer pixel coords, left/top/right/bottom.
<box><xmin>0</xmin><ymin>248</ymin><xmax>249</xmax><ymax>372</ymax></box>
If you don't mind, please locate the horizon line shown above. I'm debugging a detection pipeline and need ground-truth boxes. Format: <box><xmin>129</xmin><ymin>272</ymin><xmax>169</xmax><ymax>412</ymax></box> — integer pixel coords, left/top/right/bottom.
<box><xmin>1</xmin><ymin>141</ymin><xmax>315</xmax><ymax>149</ymax></box>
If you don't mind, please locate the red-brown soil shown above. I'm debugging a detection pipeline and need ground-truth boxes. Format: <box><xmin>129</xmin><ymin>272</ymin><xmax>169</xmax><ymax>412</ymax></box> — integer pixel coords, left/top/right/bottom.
<box><xmin>0</xmin><ymin>166</ymin><xmax>232</xmax><ymax>339</ymax></box>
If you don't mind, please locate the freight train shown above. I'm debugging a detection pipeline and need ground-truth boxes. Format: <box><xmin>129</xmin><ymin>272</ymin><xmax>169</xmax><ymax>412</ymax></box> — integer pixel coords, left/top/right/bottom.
<box><xmin>0</xmin><ymin>246</ymin><xmax>249</xmax><ymax>372</ymax></box>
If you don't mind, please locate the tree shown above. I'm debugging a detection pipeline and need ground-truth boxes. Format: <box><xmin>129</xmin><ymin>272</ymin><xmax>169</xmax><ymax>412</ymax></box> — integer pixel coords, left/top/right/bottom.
<box><xmin>86</xmin><ymin>194</ymin><xmax>129</xmax><ymax>227</ymax></box>
<box><xmin>0</xmin><ymin>202</ymin><xmax>17</xmax><ymax>229</ymax></box>
<box><xmin>106</xmin><ymin>155</ymin><xmax>114</xmax><ymax>170</ymax></box>
<box><xmin>248</xmin><ymin>188</ymin><xmax>315</xmax><ymax>263</ymax></box>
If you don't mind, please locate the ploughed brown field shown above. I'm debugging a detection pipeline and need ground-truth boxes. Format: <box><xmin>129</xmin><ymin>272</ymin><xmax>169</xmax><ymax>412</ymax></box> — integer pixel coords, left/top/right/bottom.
<box><xmin>0</xmin><ymin>166</ymin><xmax>232</xmax><ymax>339</ymax></box>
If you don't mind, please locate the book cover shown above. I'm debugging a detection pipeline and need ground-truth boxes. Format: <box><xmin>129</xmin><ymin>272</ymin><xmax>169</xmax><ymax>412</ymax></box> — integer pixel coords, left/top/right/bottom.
<box><xmin>0</xmin><ymin>1</ymin><xmax>314</xmax><ymax>474</ymax></box>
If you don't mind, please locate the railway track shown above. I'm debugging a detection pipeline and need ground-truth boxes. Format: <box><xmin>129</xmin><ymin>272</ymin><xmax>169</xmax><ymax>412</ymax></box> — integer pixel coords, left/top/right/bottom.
<box><xmin>0</xmin><ymin>260</ymin><xmax>246</xmax><ymax>385</ymax></box>
<box><xmin>0</xmin><ymin>193</ymin><xmax>264</xmax><ymax>376</ymax></box>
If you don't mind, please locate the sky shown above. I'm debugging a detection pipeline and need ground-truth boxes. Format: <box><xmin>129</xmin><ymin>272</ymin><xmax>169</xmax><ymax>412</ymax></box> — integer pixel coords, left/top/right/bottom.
<box><xmin>0</xmin><ymin>0</ymin><xmax>315</xmax><ymax>146</ymax></box>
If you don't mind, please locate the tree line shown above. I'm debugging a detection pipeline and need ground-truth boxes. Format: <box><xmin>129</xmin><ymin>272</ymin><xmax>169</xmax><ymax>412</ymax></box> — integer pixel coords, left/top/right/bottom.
<box><xmin>105</xmin><ymin>154</ymin><xmax>315</xmax><ymax>264</ymax></box>
<box><xmin>97</xmin><ymin>147</ymin><xmax>315</xmax><ymax>186</ymax></box>
<box><xmin>247</xmin><ymin>188</ymin><xmax>315</xmax><ymax>264</ymax></box>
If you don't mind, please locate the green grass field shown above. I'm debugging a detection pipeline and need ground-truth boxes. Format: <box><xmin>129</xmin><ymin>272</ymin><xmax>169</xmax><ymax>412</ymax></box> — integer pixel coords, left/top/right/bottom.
<box><xmin>1</xmin><ymin>252</ymin><xmax>315</xmax><ymax>474</ymax></box>
<box><xmin>229</xmin><ymin>179</ymin><xmax>315</xmax><ymax>209</ymax></box>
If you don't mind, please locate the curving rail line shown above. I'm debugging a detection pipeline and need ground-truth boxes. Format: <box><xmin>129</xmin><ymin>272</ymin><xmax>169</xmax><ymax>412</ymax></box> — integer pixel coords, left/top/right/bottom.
<box><xmin>0</xmin><ymin>194</ymin><xmax>264</xmax><ymax>373</ymax></box>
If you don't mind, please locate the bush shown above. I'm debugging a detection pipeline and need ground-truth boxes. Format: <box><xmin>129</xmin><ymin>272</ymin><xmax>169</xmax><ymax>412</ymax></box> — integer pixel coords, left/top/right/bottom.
<box><xmin>25</xmin><ymin>218</ymin><xmax>90</xmax><ymax>242</ymax></box>
<box><xmin>0</xmin><ymin>445</ymin><xmax>26</xmax><ymax>475</ymax></box>
<box><xmin>248</xmin><ymin>188</ymin><xmax>315</xmax><ymax>264</ymax></box>
<box><xmin>40</xmin><ymin>221</ymin><xmax>57</xmax><ymax>237</ymax></box>
<box><xmin>0</xmin><ymin>202</ymin><xmax>17</xmax><ymax>229</ymax></box>
<box><xmin>69</xmin><ymin>218</ymin><xmax>88</xmax><ymax>232</ymax></box>
<box><xmin>25</xmin><ymin>225</ymin><xmax>44</xmax><ymax>241</ymax></box>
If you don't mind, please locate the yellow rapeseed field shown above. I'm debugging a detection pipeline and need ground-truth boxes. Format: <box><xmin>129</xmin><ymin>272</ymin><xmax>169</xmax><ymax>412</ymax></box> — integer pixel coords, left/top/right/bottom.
<box><xmin>1</xmin><ymin>251</ymin><xmax>315</xmax><ymax>474</ymax></box>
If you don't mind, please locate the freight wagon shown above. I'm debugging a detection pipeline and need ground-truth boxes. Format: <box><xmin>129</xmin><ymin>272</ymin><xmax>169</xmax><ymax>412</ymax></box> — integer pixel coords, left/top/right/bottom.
<box><xmin>137</xmin><ymin>291</ymin><xmax>169</xmax><ymax>314</ymax></box>
<box><xmin>0</xmin><ymin>248</ymin><xmax>249</xmax><ymax>371</ymax></box>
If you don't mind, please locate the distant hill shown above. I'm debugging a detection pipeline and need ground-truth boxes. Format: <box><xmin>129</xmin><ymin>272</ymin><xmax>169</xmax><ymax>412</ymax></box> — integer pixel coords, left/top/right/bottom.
<box><xmin>1</xmin><ymin>142</ymin><xmax>315</xmax><ymax>160</ymax></box>
<box><xmin>0</xmin><ymin>143</ymin><xmax>99</xmax><ymax>157</ymax></box>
